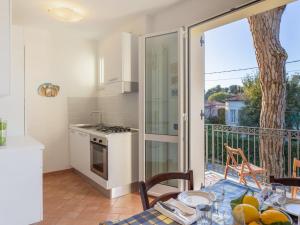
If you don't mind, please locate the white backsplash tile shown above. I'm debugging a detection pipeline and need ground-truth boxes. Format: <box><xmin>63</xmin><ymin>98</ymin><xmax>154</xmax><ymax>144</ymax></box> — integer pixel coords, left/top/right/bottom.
<box><xmin>67</xmin><ymin>97</ymin><xmax>98</xmax><ymax>124</ymax></box>
<box><xmin>67</xmin><ymin>94</ymin><xmax>138</xmax><ymax>128</ymax></box>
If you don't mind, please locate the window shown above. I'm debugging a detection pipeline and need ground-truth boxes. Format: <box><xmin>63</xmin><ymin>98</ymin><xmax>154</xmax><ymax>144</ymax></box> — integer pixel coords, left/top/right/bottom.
<box><xmin>230</xmin><ymin>109</ymin><xmax>236</xmax><ymax>123</ymax></box>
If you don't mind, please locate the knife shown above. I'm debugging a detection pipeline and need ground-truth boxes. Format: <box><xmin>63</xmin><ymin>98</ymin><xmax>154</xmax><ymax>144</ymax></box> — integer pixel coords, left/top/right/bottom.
<box><xmin>158</xmin><ymin>201</ymin><xmax>175</xmax><ymax>213</ymax></box>
<box><xmin>158</xmin><ymin>201</ymin><xmax>190</xmax><ymax>223</ymax></box>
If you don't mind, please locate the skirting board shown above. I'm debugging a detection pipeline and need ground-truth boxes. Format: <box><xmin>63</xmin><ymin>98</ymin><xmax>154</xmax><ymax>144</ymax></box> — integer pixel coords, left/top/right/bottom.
<box><xmin>72</xmin><ymin>168</ymin><xmax>139</xmax><ymax>199</ymax></box>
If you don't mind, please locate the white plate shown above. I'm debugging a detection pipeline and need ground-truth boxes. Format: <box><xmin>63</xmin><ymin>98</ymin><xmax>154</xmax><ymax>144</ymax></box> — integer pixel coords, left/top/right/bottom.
<box><xmin>283</xmin><ymin>198</ymin><xmax>300</xmax><ymax>217</ymax></box>
<box><xmin>177</xmin><ymin>191</ymin><xmax>213</xmax><ymax>208</ymax></box>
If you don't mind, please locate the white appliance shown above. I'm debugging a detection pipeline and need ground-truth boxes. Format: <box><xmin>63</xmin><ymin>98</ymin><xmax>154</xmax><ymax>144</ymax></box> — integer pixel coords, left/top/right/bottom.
<box><xmin>90</xmin><ymin>135</ymin><xmax>108</xmax><ymax>180</ymax></box>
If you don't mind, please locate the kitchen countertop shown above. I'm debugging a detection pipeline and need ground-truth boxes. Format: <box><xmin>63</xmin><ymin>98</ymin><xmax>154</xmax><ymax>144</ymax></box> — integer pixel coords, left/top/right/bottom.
<box><xmin>0</xmin><ymin>136</ymin><xmax>45</xmax><ymax>151</ymax></box>
<box><xmin>69</xmin><ymin>124</ymin><xmax>136</xmax><ymax>137</ymax></box>
<box><xmin>69</xmin><ymin>124</ymin><xmax>110</xmax><ymax>137</ymax></box>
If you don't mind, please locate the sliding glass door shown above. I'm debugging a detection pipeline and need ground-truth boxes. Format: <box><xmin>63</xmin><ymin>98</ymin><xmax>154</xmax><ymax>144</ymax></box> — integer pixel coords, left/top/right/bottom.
<box><xmin>139</xmin><ymin>29</ymin><xmax>187</xmax><ymax>192</ymax></box>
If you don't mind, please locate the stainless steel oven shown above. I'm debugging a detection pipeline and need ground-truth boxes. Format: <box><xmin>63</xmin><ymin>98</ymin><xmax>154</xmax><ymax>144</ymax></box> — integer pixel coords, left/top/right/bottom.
<box><xmin>90</xmin><ymin>135</ymin><xmax>108</xmax><ymax>180</ymax></box>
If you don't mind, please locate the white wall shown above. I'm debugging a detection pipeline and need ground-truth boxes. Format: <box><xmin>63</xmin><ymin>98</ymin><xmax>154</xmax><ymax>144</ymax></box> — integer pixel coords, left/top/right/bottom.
<box><xmin>0</xmin><ymin>26</ymin><xmax>25</xmax><ymax>136</ymax></box>
<box><xmin>225</xmin><ymin>101</ymin><xmax>245</xmax><ymax>125</ymax></box>
<box><xmin>24</xmin><ymin>28</ymin><xmax>97</xmax><ymax>172</ymax></box>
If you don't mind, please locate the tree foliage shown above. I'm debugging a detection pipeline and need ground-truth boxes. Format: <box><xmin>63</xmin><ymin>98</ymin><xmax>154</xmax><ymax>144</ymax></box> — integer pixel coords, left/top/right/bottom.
<box><xmin>205</xmin><ymin>108</ymin><xmax>225</xmax><ymax>124</ymax></box>
<box><xmin>205</xmin><ymin>85</ymin><xmax>243</xmax><ymax>100</ymax></box>
<box><xmin>208</xmin><ymin>92</ymin><xmax>231</xmax><ymax>102</ymax></box>
<box><xmin>286</xmin><ymin>74</ymin><xmax>300</xmax><ymax>129</ymax></box>
<box><xmin>239</xmin><ymin>75</ymin><xmax>261</xmax><ymax>127</ymax></box>
<box><xmin>239</xmin><ymin>73</ymin><xmax>300</xmax><ymax>129</ymax></box>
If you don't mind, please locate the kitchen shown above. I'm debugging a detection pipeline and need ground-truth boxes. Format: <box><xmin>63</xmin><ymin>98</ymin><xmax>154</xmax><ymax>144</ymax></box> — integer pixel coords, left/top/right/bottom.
<box><xmin>0</xmin><ymin>0</ymin><xmax>290</xmax><ymax>225</ymax></box>
<box><xmin>0</xmin><ymin>1</ymin><xmax>143</xmax><ymax>223</ymax></box>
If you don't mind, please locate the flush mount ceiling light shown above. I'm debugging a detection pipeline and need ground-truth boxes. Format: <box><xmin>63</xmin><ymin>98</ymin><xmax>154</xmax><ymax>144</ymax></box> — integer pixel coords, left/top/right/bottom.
<box><xmin>48</xmin><ymin>6</ymin><xmax>84</xmax><ymax>22</ymax></box>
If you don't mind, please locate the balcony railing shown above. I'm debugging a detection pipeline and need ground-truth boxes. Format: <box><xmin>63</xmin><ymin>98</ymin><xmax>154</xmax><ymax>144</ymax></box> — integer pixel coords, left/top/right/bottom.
<box><xmin>205</xmin><ymin>124</ymin><xmax>300</xmax><ymax>177</ymax></box>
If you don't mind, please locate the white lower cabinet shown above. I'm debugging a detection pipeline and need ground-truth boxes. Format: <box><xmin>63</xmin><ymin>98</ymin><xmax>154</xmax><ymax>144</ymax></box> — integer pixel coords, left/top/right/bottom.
<box><xmin>69</xmin><ymin>127</ymin><xmax>138</xmax><ymax>198</ymax></box>
<box><xmin>69</xmin><ymin>129</ymin><xmax>90</xmax><ymax>176</ymax></box>
<box><xmin>0</xmin><ymin>136</ymin><xmax>44</xmax><ymax>225</ymax></box>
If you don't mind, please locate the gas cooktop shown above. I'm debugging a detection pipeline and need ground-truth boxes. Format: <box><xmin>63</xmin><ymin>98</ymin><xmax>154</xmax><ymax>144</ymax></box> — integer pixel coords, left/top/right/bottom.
<box><xmin>96</xmin><ymin>125</ymin><xmax>131</xmax><ymax>134</ymax></box>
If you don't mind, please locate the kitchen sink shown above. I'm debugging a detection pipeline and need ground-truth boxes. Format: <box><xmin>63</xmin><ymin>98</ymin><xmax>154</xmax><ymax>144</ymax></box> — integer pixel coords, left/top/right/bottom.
<box><xmin>73</xmin><ymin>124</ymin><xmax>98</xmax><ymax>129</ymax></box>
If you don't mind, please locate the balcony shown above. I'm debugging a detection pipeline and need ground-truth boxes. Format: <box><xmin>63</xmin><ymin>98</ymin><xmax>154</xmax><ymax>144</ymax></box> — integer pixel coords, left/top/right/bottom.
<box><xmin>204</xmin><ymin>124</ymin><xmax>300</xmax><ymax>186</ymax></box>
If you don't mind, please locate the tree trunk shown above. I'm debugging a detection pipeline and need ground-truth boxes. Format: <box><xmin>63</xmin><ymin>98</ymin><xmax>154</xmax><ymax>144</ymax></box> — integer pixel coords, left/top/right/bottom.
<box><xmin>248</xmin><ymin>6</ymin><xmax>287</xmax><ymax>177</ymax></box>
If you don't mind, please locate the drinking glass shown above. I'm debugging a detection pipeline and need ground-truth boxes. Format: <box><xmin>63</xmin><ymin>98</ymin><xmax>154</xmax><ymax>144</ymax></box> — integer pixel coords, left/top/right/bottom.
<box><xmin>0</xmin><ymin>119</ymin><xmax>7</xmax><ymax>146</ymax></box>
<box><xmin>196</xmin><ymin>204</ymin><xmax>212</xmax><ymax>225</ymax></box>
<box><xmin>275</xmin><ymin>184</ymin><xmax>287</xmax><ymax>207</ymax></box>
<box><xmin>219</xmin><ymin>205</ymin><xmax>232</xmax><ymax>225</ymax></box>
<box><xmin>232</xmin><ymin>205</ymin><xmax>246</xmax><ymax>225</ymax></box>
<box><xmin>214</xmin><ymin>186</ymin><xmax>225</xmax><ymax>215</ymax></box>
<box><xmin>262</xmin><ymin>182</ymin><xmax>274</xmax><ymax>204</ymax></box>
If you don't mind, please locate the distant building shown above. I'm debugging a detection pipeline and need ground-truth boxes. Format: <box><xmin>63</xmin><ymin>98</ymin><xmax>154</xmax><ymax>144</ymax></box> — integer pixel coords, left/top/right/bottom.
<box><xmin>225</xmin><ymin>95</ymin><xmax>245</xmax><ymax>126</ymax></box>
<box><xmin>205</xmin><ymin>101</ymin><xmax>225</xmax><ymax>118</ymax></box>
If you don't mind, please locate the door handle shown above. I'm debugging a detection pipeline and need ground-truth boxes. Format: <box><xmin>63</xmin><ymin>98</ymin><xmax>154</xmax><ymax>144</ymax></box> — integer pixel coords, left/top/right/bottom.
<box><xmin>200</xmin><ymin>110</ymin><xmax>205</xmax><ymax>120</ymax></box>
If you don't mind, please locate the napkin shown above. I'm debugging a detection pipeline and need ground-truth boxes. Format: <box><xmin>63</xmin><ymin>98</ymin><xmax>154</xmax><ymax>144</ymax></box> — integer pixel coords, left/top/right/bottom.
<box><xmin>154</xmin><ymin>198</ymin><xmax>198</xmax><ymax>225</ymax></box>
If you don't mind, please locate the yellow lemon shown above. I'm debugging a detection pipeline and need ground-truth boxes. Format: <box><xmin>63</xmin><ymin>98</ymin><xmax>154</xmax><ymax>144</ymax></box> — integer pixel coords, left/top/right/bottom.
<box><xmin>248</xmin><ymin>221</ymin><xmax>261</xmax><ymax>225</ymax></box>
<box><xmin>232</xmin><ymin>204</ymin><xmax>260</xmax><ymax>224</ymax></box>
<box><xmin>242</xmin><ymin>195</ymin><xmax>260</xmax><ymax>209</ymax></box>
<box><xmin>260</xmin><ymin>210</ymin><xmax>289</xmax><ymax>224</ymax></box>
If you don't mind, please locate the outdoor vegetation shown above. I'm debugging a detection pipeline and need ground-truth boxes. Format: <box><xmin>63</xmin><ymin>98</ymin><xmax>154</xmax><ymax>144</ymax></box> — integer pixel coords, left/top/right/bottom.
<box><xmin>205</xmin><ymin>5</ymin><xmax>300</xmax><ymax>177</ymax></box>
<box><xmin>205</xmin><ymin>73</ymin><xmax>300</xmax><ymax>129</ymax></box>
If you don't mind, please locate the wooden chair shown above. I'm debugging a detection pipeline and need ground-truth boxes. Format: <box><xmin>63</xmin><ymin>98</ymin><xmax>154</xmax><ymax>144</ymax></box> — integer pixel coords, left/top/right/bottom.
<box><xmin>270</xmin><ymin>176</ymin><xmax>300</xmax><ymax>187</ymax></box>
<box><xmin>224</xmin><ymin>144</ymin><xmax>266</xmax><ymax>189</ymax></box>
<box><xmin>139</xmin><ymin>170</ymin><xmax>194</xmax><ymax>210</ymax></box>
<box><xmin>292</xmin><ymin>158</ymin><xmax>300</xmax><ymax>197</ymax></box>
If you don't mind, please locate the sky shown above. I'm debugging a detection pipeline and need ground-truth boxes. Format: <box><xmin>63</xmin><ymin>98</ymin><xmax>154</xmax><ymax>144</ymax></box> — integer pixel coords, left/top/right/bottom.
<box><xmin>205</xmin><ymin>1</ymin><xmax>300</xmax><ymax>90</ymax></box>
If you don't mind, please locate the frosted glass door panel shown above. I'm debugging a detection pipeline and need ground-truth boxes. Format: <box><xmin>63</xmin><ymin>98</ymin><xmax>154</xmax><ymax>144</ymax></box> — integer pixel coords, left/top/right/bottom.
<box><xmin>145</xmin><ymin>140</ymin><xmax>178</xmax><ymax>187</ymax></box>
<box><xmin>145</xmin><ymin>33</ymin><xmax>178</xmax><ymax>136</ymax></box>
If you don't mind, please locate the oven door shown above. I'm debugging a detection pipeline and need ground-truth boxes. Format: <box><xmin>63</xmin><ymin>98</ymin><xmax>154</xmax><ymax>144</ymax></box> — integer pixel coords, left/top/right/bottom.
<box><xmin>90</xmin><ymin>141</ymin><xmax>108</xmax><ymax>180</ymax></box>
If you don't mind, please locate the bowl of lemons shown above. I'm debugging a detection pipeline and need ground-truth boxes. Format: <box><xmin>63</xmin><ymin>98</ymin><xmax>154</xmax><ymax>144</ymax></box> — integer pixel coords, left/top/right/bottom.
<box><xmin>231</xmin><ymin>191</ymin><xmax>293</xmax><ymax>225</ymax></box>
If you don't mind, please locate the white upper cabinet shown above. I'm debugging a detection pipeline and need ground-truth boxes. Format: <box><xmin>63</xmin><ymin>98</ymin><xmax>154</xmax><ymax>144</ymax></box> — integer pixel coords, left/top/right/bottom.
<box><xmin>0</xmin><ymin>0</ymin><xmax>11</xmax><ymax>97</ymax></box>
<box><xmin>98</xmin><ymin>32</ymin><xmax>138</xmax><ymax>94</ymax></box>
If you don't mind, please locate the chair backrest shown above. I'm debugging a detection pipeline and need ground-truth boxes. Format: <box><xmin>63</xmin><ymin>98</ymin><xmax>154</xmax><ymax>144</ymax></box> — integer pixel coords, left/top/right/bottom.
<box><xmin>293</xmin><ymin>158</ymin><xmax>300</xmax><ymax>178</ymax></box>
<box><xmin>224</xmin><ymin>144</ymin><xmax>249</xmax><ymax>167</ymax></box>
<box><xmin>139</xmin><ymin>170</ymin><xmax>194</xmax><ymax>211</ymax></box>
<box><xmin>270</xmin><ymin>176</ymin><xmax>300</xmax><ymax>187</ymax></box>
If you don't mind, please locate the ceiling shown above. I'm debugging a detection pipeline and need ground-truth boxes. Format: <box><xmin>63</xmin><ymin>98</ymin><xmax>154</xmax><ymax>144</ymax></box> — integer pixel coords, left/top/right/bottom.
<box><xmin>12</xmin><ymin>0</ymin><xmax>184</xmax><ymax>38</ymax></box>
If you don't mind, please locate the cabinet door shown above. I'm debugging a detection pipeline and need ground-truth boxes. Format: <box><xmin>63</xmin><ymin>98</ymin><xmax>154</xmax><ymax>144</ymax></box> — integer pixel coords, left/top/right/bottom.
<box><xmin>76</xmin><ymin>131</ymin><xmax>90</xmax><ymax>176</ymax></box>
<box><xmin>0</xmin><ymin>149</ymin><xmax>43</xmax><ymax>224</ymax></box>
<box><xmin>69</xmin><ymin>129</ymin><xmax>79</xmax><ymax>169</ymax></box>
<box><xmin>69</xmin><ymin>130</ymin><xmax>90</xmax><ymax>174</ymax></box>
<box><xmin>0</xmin><ymin>0</ymin><xmax>11</xmax><ymax>96</ymax></box>
<box><xmin>100</xmin><ymin>34</ymin><xmax>122</xmax><ymax>83</ymax></box>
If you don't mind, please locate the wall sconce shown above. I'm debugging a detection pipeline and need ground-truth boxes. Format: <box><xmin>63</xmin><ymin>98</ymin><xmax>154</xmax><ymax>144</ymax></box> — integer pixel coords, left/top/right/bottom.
<box><xmin>38</xmin><ymin>83</ymin><xmax>60</xmax><ymax>97</ymax></box>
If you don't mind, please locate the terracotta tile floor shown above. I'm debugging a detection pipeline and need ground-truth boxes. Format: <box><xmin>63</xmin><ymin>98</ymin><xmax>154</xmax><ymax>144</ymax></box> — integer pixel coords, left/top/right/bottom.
<box><xmin>38</xmin><ymin>171</ymin><xmax>143</xmax><ymax>225</ymax></box>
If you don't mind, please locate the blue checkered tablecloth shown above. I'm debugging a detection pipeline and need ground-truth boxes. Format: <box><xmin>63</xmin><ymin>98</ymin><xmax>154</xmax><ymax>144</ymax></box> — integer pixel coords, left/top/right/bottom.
<box><xmin>100</xmin><ymin>179</ymin><xmax>259</xmax><ymax>225</ymax></box>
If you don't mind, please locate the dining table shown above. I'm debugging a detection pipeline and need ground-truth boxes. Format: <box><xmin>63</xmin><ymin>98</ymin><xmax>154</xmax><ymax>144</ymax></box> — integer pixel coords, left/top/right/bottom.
<box><xmin>100</xmin><ymin>179</ymin><xmax>297</xmax><ymax>225</ymax></box>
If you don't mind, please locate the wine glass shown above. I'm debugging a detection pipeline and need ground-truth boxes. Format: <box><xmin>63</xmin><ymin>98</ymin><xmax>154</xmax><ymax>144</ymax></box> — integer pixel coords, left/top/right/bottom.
<box><xmin>196</xmin><ymin>204</ymin><xmax>212</xmax><ymax>225</ymax></box>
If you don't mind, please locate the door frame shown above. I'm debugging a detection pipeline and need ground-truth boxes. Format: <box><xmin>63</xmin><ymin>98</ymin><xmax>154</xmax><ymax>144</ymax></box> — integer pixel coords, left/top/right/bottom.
<box><xmin>138</xmin><ymin>28</ymin><xmax>187</xmax><ymax>191</ymax></box>
<box><xmin>184</xmin><ymin>0</ymin><xmax>294</xmax><ymax>189</ymax></box>
<box><xmin>138</xmin><ymin>0</ymin><xmax>293</xmax><ymax>190</ymax></box>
